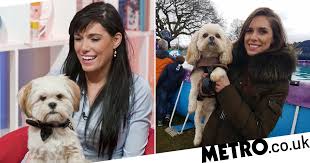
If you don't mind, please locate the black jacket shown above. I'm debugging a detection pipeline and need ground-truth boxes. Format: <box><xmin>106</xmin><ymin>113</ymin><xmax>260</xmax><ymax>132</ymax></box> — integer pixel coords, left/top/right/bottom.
<box><xmin>157</xmin><ymin>62</ymin><xmax>185</xmax><ymax>92</ymax></box>
<box><xmin>202</xmin><ymin>47</ymin><xmax>297</xmax><ymax>145</ymax></box>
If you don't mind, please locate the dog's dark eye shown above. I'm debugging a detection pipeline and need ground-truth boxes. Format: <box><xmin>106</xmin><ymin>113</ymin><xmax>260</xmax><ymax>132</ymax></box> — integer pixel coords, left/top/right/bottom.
<box><xmin>40</xmin><ymin>96</ymin><xmax>46</xmax><ymax>101</ymax></box>
<box><xmin>56</xmin><ymin>94</ymin><xmax>63</xmax><ymax>99</ymax></box>
<box><xmin>215</xmin><ymin>33</ymin><xmax>221</xmax><ymax>39</ymax></box>
<box><xmin>202</xmin><ymin>33</ymin><xmax>208</xmax><ymax>38</ymax></box>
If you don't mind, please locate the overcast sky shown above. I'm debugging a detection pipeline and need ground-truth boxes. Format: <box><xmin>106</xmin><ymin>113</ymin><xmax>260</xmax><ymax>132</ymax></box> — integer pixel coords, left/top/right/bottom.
<box><xmin>212</xmin><ymin>0</ymin><xmax>310</xmax><ymax>43</ymax></box>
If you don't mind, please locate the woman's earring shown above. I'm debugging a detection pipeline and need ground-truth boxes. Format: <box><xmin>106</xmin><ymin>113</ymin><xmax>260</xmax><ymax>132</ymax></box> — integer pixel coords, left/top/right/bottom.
<box><xmin>113</xmin><ymin>49</ymin><xmax>117</xmax><ymax>58</ymax></box>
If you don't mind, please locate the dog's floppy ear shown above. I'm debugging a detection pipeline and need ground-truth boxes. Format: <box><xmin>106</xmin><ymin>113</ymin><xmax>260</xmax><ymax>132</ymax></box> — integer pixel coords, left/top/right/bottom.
<box><xmin>186</xmin><ymin>31</ymin><xmax>200</xmax><ymax>65</ymax></box>
<box><xmin>219</xmin><ymin>37</ymin><xmax>233</xmax><ymax>65</ymax></box>
<box><xmin>18</xmin><ymin>82</ymin><xmax>32</xmax><ymax>118</ymax></box>
<box><xmin>64</xmin><ymin>76</ymin><xmax>81</xmax><ymax>112</ymax></box>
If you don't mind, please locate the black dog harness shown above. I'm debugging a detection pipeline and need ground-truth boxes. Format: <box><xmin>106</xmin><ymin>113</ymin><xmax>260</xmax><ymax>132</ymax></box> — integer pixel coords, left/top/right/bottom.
<box><xmin>192</xmin><ymin>56</ymin><xmax>228</xmax><ymax>100</ymax></box>
<box><xmin>26</xmin><ymin>119</ymin><xmax>74</xmax><ymax>141</ymax></box>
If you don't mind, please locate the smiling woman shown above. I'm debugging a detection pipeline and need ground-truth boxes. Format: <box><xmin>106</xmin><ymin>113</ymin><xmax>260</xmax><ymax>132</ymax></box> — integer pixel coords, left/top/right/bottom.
<box><xmin>73</xmin><ymin>23</ymin><xmax>120</xmax><ymax>81</ymax></box>
<box><xmin>202</xmin><ymin>7</ymin><xmax>297</xmax><ymax>146</ymax></box>
<box><xmin>60</xmin><ymin>2</ymin><xmax>153</xmax><ymax>161</ymax></box>
<box><xmin>72</xmin><ymin>22</ymin><xmax>121</xmax><ymax>103</ymax></box>
<box><xmin>244</xmin><ymin>16</ymin><xmax>273</xmax><ymax>56</ymax></box>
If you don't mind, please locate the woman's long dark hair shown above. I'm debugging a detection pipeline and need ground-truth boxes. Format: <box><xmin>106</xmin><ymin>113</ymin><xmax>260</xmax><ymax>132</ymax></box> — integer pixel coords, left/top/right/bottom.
<box><xmin>232</xmin><ymin>7</ymin><xmax>288</xmax><ymax>66</ymax></box>
<box><xmin>62</xmin><ymin>2</ymin><xmax>133</xmax><ymax>159</ymax></box>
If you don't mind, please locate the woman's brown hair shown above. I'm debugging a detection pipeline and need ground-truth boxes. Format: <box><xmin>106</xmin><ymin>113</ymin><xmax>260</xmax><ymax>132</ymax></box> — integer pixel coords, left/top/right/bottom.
<box><xmin>236</xmin><ymin>7</ymin><xmax>287</xmax><ymax>53</ymax></box>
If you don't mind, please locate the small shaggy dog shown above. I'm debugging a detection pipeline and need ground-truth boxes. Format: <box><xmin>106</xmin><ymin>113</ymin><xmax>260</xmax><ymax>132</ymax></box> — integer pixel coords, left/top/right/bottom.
<box><xmin>18</xmin><ymin>75</ymin><xmax>87</xmax><ymax>163</ymax></box>
<box><xmin>186</xmin><ymin>24</ymin><xmax>232</xmax><ymax>146</ymax></box>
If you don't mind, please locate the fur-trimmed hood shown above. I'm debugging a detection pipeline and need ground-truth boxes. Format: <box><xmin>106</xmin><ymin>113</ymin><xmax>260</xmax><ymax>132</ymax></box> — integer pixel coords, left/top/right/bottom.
<box><xmin>247</xmin><ymin>47</ymin><xmax>297</xmax><ymax>83</ymax></box>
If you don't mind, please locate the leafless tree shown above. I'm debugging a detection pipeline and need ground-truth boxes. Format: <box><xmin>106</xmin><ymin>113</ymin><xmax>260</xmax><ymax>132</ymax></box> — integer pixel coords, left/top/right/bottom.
<box><xmin>156</xmin><ymin>0</ymin><xmax>224</xmax><ymax>47</ymax></box>
<box><xmin>228</xmin><ymin>19</ymin><xmax>244</xmax><ymax>41</ymax></box>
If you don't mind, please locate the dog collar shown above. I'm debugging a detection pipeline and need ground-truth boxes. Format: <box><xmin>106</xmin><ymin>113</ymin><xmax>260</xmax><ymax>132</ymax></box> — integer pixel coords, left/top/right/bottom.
<box><xmin>26</xmin><ymin>119</ymin><xmax>73</xmax><ymax>141</ymax></box>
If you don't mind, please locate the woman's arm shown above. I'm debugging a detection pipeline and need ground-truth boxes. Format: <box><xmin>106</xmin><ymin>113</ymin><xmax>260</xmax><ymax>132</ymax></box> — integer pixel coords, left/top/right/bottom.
<box><xmin>122</xmin><ymin>75</ymin><xmax>153</xmax><ymax>157</ymax></box>
<box><xmin>216</xmin><ymin>80</ymin><xmax>289</xmax><ymax>139</ymax></box>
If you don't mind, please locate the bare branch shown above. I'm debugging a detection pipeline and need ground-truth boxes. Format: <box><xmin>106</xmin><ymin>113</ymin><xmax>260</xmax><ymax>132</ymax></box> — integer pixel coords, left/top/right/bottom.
<box><xmin>156</xmin><ymin>0</ymin><xmax>224</xmax><ymax>42</ymax></box>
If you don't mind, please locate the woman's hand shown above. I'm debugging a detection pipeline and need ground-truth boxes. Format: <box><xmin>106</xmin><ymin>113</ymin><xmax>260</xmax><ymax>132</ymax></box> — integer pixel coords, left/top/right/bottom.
<box><xmin>215</xmin><ymin>74</ymin><xmax>230</xmax><ymax>93</ymax></box>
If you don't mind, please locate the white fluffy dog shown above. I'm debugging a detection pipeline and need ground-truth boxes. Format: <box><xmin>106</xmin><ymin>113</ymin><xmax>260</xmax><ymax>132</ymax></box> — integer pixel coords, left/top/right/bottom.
<box><xmin>18</xmin><ymin>75</ymin><xmax>87</xmax><ymax>163</ymax></box>
<box><xmin>186</xmin><ymin>24</ymin><xmax>232</xmax><ymax>146</ymax></box>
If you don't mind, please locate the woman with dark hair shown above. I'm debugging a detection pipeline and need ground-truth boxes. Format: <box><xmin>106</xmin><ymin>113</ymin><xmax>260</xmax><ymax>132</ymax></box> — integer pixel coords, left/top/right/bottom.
<box><xmin>202</xmin><ymin>7</ymin><xmax>296</xmax><ymax>145</ymax></box>
<box><xmin>59</xmin><ymin>2</ymin><xmax>152</xmax><ymax>161</ymax></box>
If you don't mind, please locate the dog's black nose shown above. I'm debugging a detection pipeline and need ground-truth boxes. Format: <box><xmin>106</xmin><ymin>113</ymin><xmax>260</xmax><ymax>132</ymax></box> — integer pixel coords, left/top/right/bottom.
<box><xmin>48</xmin><ymin>102</ymin><xmax>57</xmax><ymax>109</ymax></box>
<box><xmin>209</xmin><ymin>36</ymin><xmax>215</xmax><ymax>41</ymax></box>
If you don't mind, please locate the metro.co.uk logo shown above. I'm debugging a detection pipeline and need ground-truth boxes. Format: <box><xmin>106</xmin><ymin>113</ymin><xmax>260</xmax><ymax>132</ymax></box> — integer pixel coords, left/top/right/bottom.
<box><xmin>202</xmin><ymin>135</ymin><xmax>309</xmax><ymax>162</ymax></box>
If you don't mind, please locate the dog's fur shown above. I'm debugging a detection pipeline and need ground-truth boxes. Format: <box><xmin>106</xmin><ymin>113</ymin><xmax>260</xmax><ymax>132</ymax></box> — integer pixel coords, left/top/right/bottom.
<box><xmin>18</xmin><ymin>75</ymin><xmax>87</xmax><ymax>163</ymax></box>
<box><xmin>186</xmin><ymin>24</ymin><xmax>232</xmax><ymax>146</ymax></box>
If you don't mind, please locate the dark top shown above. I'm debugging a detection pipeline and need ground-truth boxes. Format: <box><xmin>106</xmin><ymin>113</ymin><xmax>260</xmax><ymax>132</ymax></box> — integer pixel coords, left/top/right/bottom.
<box><xmin>202</xmin><ymin>47</ymin><xmax>297</xmax><ymax>145</ymax></box>
<box><xmin>157</xmin><ymin>62</ymin><xmax>185</xmax><ymax>92</ymax></box>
